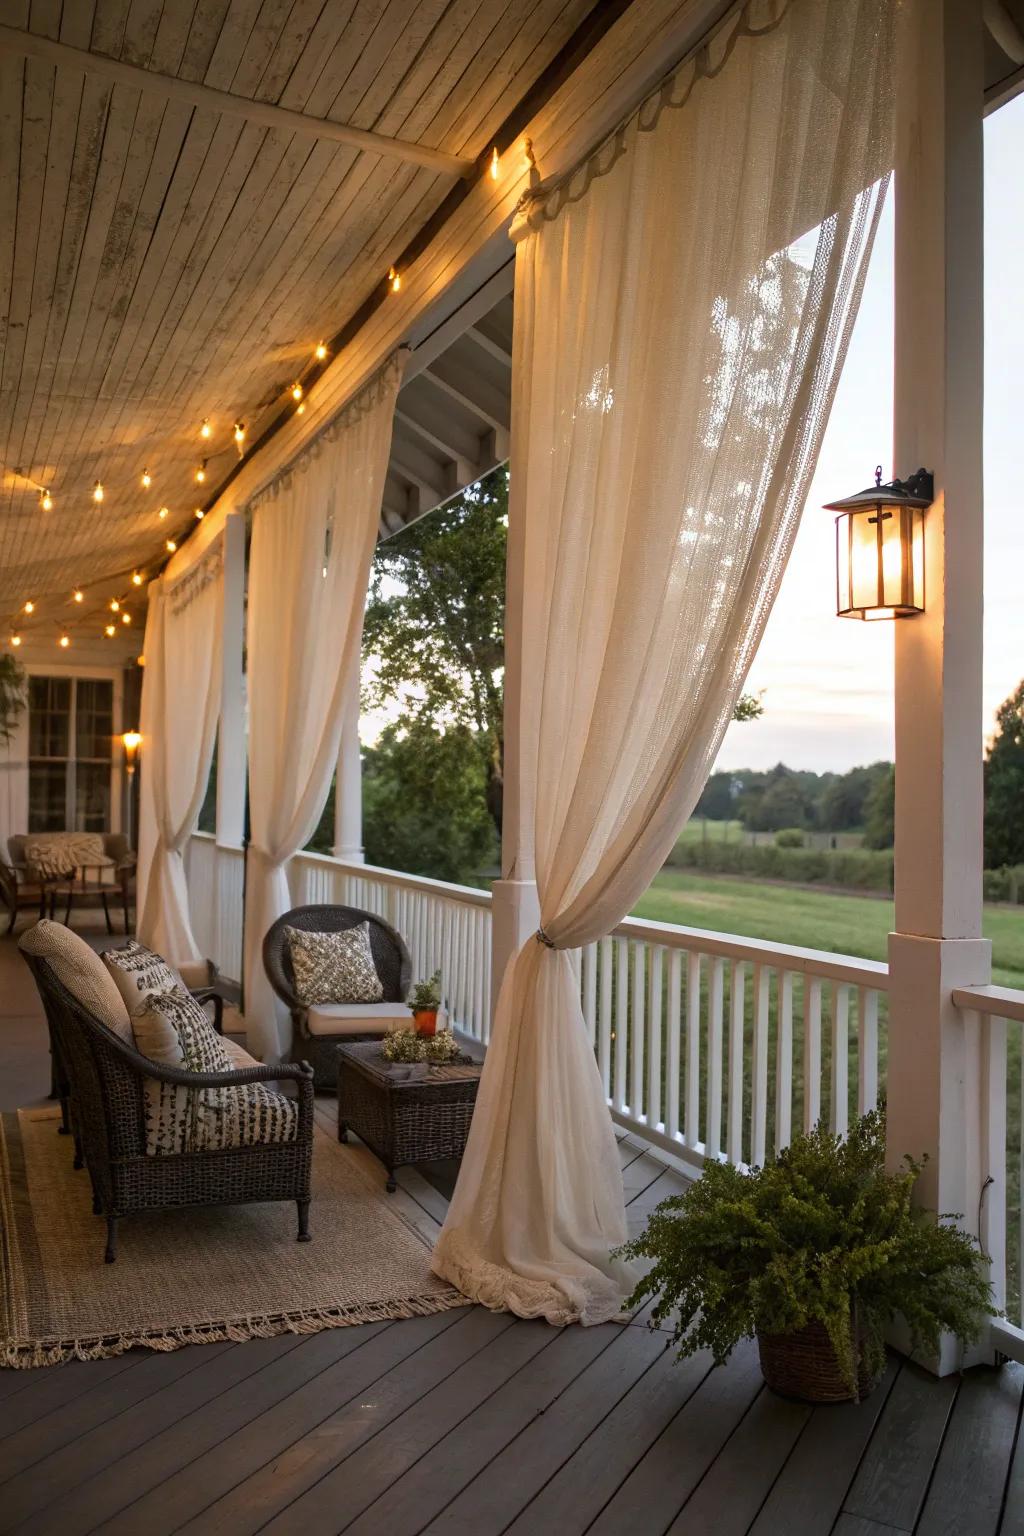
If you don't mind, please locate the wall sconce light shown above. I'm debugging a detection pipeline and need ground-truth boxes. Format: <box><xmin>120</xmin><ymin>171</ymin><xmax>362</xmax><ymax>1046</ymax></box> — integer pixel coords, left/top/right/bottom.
<box><xmin>826</xmin><ymin>466</ymin><xmax>933</xmax><ymax>620</ymax></box>
<box><xmin>122</xmin><ymin>730</ymin><xmax>142</xmax><ymax>774</ymax></box>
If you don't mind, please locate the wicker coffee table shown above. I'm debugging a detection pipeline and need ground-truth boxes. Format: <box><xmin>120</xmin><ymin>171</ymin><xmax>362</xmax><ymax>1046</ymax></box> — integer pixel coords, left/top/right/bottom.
<box><xmin>336</xmin><ymin>1040</ymin><xmax>483</xmax><ymax>1192</ymax></box>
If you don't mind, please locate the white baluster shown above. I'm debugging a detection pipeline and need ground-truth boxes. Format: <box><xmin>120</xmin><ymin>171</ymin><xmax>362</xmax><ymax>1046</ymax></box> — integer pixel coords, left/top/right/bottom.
<box><xmin>776</xmin><ymin>970</ymin><xmax>794</xmax><ymax>1153</ymax></box>
<box><xmin>858</xmin><ymin>989</ymin><xmax>879</xmax><ymax>1114</ymax></box>
<box><xmin>831</xmin><ymin>983</ymin><xmax>850</xmax><ymax>1136</ymax></box>
<box><xmin>706</xmin><ymin>956</ymin><xmax>724</xmax><ymax>1162</ymax></box>
<box><xmin>803</xmin><ymin>976</ymin><xmax>822</xmax><ymax>1134</ymax></box>
<box><xmin>631</xmin><ymin>942</ymin><xmax>646</xmax><ymax>1120</ymax></box>
<box><xmin>599</xmin><ymin>938</ymin><xmax>613</xmax><ymax>1099</ymax></box>
<box><xmin>646</xmin><ymin>946</ymin><xmax>663</xmax><ymax>1132</ymax></box>
<box><xmin>685</xmin><ymin>951</ymin><xmax>701</xmax><ymax>1150</ymax></box>
<box><xmin>727</xmin><ymin>960</ymin><xmax>745</xmax><ymax>1165</ymax></box>
<box><xmin>751</xmin><ymin>965</ymin><xmax>770</xmax><ymax>1168</ymax></box>
<box><xmin>666</xmin><ymin>949</ymin><xmax>682</xmax><ymax>1143</ymax></box>
<box><xmin>614</xmin><ymin>937</ymin><xmax>628</xmax><ymax>1114</ymax></box>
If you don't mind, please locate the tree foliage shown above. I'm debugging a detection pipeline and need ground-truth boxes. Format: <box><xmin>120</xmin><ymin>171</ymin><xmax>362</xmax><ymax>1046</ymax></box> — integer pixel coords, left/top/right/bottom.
<box><xmin>985</xmin><ymin>681</ymin><xmax>1024</xmax><ymax>869</ymax></box>
<box><xmin>363</xmin><ymin>471</ymin><xmax>507</xmax><ymax>838</ymax></box>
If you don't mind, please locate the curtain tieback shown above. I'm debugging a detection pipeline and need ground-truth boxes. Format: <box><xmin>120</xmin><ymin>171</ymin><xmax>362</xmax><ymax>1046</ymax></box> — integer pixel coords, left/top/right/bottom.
<box><xmin>535</xmin><ymin>928</ymin><xmax>557</xmax><ymax>949</ymax></box>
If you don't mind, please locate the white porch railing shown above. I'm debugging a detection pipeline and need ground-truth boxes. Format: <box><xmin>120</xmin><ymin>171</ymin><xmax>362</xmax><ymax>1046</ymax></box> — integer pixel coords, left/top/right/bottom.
<box><xmin>953</xmin><ymin>983</ymin><xmax>1024</xmax><ymax>1361</ymax></box>
<box><xmin>183</xmin><ymin>834</ymin><xmax>245</xmax><ymax>983</ymax></box>
<box><xmin>580</xmin><ymin>918</ymin><xmax>888</xmax><ymax>1176</ymax></box>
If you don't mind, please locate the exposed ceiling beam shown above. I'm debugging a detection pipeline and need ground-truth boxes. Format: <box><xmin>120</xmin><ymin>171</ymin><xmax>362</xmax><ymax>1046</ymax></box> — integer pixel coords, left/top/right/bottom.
<box><xmin>0</xmin><ymin>23</ymin><xmax>476</xmax><ymax>180</ymax></box>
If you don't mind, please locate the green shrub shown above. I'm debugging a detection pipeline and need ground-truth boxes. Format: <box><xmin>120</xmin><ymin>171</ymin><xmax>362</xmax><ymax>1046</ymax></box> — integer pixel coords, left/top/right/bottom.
<box><xmin>616</xmin><ymin>1110</ymin><xmax>992</xmax><ymax>1398</ymax></box>
<box><xmin>664</xmin><ymin>837</ymin><xmax>894</xmax><ymax>892</ymax></box>
<box><xmin>775</xmin><ymin>828</ymin><xmax>805</xmax><ymax>848</ymax></box>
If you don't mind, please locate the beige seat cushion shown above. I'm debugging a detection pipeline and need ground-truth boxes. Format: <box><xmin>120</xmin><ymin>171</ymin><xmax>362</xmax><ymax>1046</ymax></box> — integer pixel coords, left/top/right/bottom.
<box><xmin>222</xmin><ymin>1037</ymin><xmax>260</xmax><ymax>1070</ymax></box>
<box><xmin>18</xmin><ymin>919</ymin><xmax>132</xmax><ymax>1042</ymax></box>
<box><xmin>306</xmin><ymin>1001</ymin><xmax>415</xmax><ymax>1038</ymax></box>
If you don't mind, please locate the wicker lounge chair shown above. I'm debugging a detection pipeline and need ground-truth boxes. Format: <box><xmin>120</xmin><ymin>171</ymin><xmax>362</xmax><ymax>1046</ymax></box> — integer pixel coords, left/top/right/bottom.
<box><xmin>263</xmin><ymin>904</ymin><xmax>413</xmax><ymax>1091</ymax></box>
<box><xmin>7</xmin><ymin>832</ymin><xmax>136</xmax><ymax>934</ymax></box>
<box><xmin>22</xmin><ymin>952</ymin><xmax>314</xmax><ymax>1262</ymax></box>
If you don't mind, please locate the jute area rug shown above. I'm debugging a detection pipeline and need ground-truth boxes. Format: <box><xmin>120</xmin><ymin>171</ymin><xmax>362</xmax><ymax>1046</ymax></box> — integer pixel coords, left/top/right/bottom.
<box><xmin>1</xmin><ymin>1107</ymin><xmax>468</xmax><ymax>1369</ymax></box>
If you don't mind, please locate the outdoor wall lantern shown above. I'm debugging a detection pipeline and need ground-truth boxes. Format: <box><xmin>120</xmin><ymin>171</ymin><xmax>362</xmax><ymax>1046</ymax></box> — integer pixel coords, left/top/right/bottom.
<box><xmin>121</xmin><ymin>730</ymin><xmax>142</xmax><ymax>774</ymax></box>
<box><xmin>825</xmin><ymin>466</ymin><xmax>933</xmax><ymax>620</ymax></box>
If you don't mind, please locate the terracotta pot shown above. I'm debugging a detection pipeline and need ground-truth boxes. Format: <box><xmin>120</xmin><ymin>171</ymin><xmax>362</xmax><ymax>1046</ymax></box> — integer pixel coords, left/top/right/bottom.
<box><xmin>414</xmin><ymin>1008</ymin><xmax>438</xmax><ymax>1037</ymax></box>
<box><xmin>757</xmin><ymin>1318</ymin><xmax>882</xmax><ymax>1404</ymax></box>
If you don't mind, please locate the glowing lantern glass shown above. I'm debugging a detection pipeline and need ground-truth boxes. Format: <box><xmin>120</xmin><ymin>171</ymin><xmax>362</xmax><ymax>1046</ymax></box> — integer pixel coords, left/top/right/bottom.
<box><xmin>825</xmin><ymin>467</ymin><xmax>932</xmax><ymax>620</ymax></box>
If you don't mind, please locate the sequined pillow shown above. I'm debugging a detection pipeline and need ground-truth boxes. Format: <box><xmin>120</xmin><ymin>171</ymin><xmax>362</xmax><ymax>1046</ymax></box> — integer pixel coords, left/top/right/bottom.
<box><xmin>286</xmin><ymin>923</ymin><xmax>384</xmax><ymax>1007</ymax></box>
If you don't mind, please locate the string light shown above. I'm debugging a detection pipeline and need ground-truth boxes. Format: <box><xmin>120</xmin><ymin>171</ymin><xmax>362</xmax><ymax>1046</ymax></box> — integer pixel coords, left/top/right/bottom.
<box><xmin>195</xmin><ymin>461</ymin><xmax>207</xmax><ymax>484</ymax></box>
<box><xmin>72</xmin><ymin>590</ymin><xmax>83</xmax><ymax>603</ymax></box>
<box><xmin>137</xmin><ymin>655</ymin><xmax>145</xmax><ymax>667</ymax></box>
<box><xmin>165</xmin><ymin>538</ymin><xmax>177</xmax><ymax>552</ymax></box>
<box><xmin>132</xmin><ymin>571</ymin><xmax>143</xmax><ymax>586</ymax></box>
<box><xmin>121</xmin><ymin>611</ymin><xmax>131</xmax><ymax>625</ymax></box>
<box><xmin>315</xmin><ymin>341</ymin><xmax>328</xmax><ymax>361</ymax></box>
<box><xmin>490</xmin><ymin>145</ymin><xmax>499</xmax><ymax>179</ymax></box>
<box><xmin>388</xmin><ymin>267</ymin><xmax>401</xmax><ymax>293</ymax></box>
<box><xmin>296</xmin><ymin>402</ymin><xmax>306</xmax><ymax>415</ymax></box>
<box><xmin>110</xmin><ymin>599</ymin><xmax>120</xmax><ymax>613</ymax></box>
<box><xmin>23</xmin><ymin>600</ymin><xmax>34</xmax><ymax>614</ymax></box>
<box><xmin>59</xmin><ymin>634</ymin><xmax>70</xmax><ymax>649</ymax></box>
<box><xmin>141</xmin><ymin>469</ymin><xmax>151</xmax><ymax>489</ymax></box>
<box><xmin>158</xmin><ymin>506</ymin><xmax>169</xmax><ymax>519</ymax></box>
<box><xmin>291</xmin><ymin>382</ymin><xmax>303</xmax><ymax>402</ymax></box>
<box><xmin>200</xmin><ymin>418</ymin><xmax>212</xmax><ymax>439</ymax></box>
<box><xmin>93</xmin><ymin>480</ymin><xmax>104</xmax><ymax>503</ymax></box>
<box><xmin>105</xmin><ymin>623</ymin><xmax>116</xmax><ymax>637</ymax></box>
<box><xmin>233</xmin><ymin>421</ymin><xmax>246</xmax><ymax>445</ymax></box>
<box><xmin>39</xmin><ymin>489</ymin><xmax>53</xmax><ymax>511</ymax></box>
<box><xmin>10</xmin><ymin>634</ymin><xmax>21</xmax><ymax>647</ymax></box>
<box><xmin>194</xmin><ymin>507</ymin><xmax>205</xmax><ymax>520</ymax></box>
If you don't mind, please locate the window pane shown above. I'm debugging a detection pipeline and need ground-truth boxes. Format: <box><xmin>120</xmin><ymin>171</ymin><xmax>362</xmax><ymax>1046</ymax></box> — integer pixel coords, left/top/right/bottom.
<box><xmin>75</xmin><ymin>679</ymin><xmax>114</xmax><ymax>761</ymax></box>
<box><xmin>28</xmin><ymin>676</ymin><xmax>71</xmax><ymax>759</ymax></box>
<box><xmin>75</xmin><ymin>762</ymin><xmax>110</xmax><ymax>832</ymax></box>
<box><xmin>28</xmin><ymin>762</ymin><xmax>67</xmax><ymax>832</ymax></box>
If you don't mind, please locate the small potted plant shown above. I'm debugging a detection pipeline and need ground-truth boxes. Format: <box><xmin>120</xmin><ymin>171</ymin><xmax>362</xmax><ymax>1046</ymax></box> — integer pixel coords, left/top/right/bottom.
<box><xmin>616</xmin><ymin>1110</ymin><xmax>992</xmax><ymax>1403</ymax></box>
<box><xmin>408</xmin><ymin>969</ymin><xmax>443</xmax><ymax>1037</ymax></box>
<box><xmin>380</xmin><ymin>1026</ymin><xmax>462</xmax><ymax>1067</ymax></box>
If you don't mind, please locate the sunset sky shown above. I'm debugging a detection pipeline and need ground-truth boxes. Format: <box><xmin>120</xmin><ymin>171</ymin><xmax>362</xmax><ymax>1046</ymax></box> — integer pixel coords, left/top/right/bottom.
<box><xmin>715</xmin><ymin>91</ymin><xmax>1024</xmax><ymax>774</ymax></box>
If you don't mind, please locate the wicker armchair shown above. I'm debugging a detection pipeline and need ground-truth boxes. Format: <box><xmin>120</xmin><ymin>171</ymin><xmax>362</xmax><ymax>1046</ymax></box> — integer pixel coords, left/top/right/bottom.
<box><xmin>263</xmin><ymin>904</ymin><xmax>412</xmax><ymax>1090</ymax></box>
<box><xmin>0</xmin><ymin>851</ymin><xmax>61</xmax><ymax>932</ymax></box>
<box><xmin>7</xmin><ymin>833</ymin><xmax>136</xmax><ymax>934</ymax></box>
<box><xmin>22</xmin><ymin>953</ymin><xmax>314</xmax><ymax>1263</ymax></box>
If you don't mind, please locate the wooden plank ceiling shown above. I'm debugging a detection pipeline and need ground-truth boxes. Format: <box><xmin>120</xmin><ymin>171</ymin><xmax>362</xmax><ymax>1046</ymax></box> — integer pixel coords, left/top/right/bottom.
<box><xmin>0</xmin><ymin>0</ymin><xmax>593</xmax><ymax>643</ymax></box>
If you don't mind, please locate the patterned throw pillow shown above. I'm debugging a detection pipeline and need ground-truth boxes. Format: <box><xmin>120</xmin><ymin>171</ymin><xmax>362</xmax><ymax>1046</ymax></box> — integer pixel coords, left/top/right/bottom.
<box><xmin>286</xmin><ymin>923</ymin><xmax>384</xmax><ymax>1007</ymax></box>
<box><xmin>135</xmin><ymin>986</ymin><xmax>297</xmax><ymax>1156</ymax></box>
<box><xmin>101</xmin><ymin>938</ymin><xmax>179</xmax><ymax>1015</ymax></box>
<box><xmin>23</xmin><ymin>832</ymin><xmax>114</xmax><ymax>883</ymax></box>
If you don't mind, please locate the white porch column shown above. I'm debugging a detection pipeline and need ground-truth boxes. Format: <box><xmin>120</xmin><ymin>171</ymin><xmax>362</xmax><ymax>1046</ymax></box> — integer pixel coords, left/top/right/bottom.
<box><xmin>491</xmin><ymin>460</ymin><xmax>539</xmax><ymax>1018</ymax></box>
<box><xmin>332</xmin><ymin>638</ymin><xmax>364</xmax><ymax>863</ymax></box>
<box><xmin>215</xmin><ymin>509</ymin><xmax>247</xmax><ymax>847</ymax></box>
<box><xmin>887</xmin><ymin>0</ymin><xmax>990</xmax><ymax>1372</ymax></box>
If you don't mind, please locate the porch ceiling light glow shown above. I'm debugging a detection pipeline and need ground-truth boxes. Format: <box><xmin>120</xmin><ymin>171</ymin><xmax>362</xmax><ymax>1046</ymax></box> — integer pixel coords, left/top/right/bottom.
<box><xmin>10</xmin><ymin>633</ymin><xmax>20</xmax><ymax>646</ymax></box>
<box><xmin>92</xmin><ymin>480</ymin><xmax>104</xmax><ymax>502</ymax></box>
<box><xmin>122</xmin><ymin>729</ymin><xmax>141</xmax><ymax>771</ymax></box>
<box><xmin>39</xmin><ymin>489</ymin><xmax>52</xmax><ymax>510</ymax></box>
<box><xmin>141</xmin><ymin>468</ymin><xmax>151</xmax><ymax>488</ymax></box>
<box><xmin>826</xmin><ymin>466</ymin><xmax>933</xmax><ymax>620</ymax></box>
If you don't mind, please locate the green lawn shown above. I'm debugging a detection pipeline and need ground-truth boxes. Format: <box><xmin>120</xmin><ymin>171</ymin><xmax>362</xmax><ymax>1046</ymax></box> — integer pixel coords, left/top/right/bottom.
<box><xmin>633</xmin><ymin>869</ymin><xmax>1024</xmax><ymax>990</ymax></box>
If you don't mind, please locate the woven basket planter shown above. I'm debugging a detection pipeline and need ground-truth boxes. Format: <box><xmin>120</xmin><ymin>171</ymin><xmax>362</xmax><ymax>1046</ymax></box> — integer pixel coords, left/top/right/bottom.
<box><xmin>757</xmin><ymin>1317</ymin><xmax>883</xmax><ymax>1404</ymax></box>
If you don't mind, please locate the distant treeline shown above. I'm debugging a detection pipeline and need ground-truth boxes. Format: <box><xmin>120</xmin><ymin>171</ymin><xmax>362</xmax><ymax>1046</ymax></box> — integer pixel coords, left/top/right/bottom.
<box><xmin>694</xmin><ymin>761</ymin><xmax>894</xmax><ymax>846</ymax></box>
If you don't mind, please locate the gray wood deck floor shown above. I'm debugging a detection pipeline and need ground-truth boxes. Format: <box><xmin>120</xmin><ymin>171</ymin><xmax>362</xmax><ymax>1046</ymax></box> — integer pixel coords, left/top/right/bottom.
<box><xmin>2</xmin><ymin>927</ymin><xmax>1023</xmax><ymax>1536</ymax></box>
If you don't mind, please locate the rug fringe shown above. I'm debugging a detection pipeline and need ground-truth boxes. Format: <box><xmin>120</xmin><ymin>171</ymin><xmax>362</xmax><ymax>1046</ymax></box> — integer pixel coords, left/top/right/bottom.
<box><xmin>1</xmin><ymin>1288</ymin><xmax>471</xmax><ymax>1369</ymax></box>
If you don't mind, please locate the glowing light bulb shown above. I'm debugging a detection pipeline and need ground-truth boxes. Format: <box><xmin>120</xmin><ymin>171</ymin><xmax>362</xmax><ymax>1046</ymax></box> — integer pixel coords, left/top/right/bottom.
<box><xmin>93</xmin><ymin>480</ymin><xmax>104</xmax><ymax>503</ymax></box>
<box><xmin>291</xmin><ymin>382</ymin><xmax>303</xmax><ymax>402</ymax></box>
<box><xmin>73</xmin><ymin>590</ymin><xmax>83</xmax><ymax>603</ymax></box>
<box><xmin>195</xmin><ymin>461</ymin><xmax>207</xmax><ymax>484</ymax></box>
<box><xmin>11</xmin><ymin>634</ymin><xmax>21</xmax><ymax>647</ymax></box>
<box><xmin>141</xmin><ymin>469</ymin><xmax>151</xmax><ymax>489</ymax></box>
<box><xmin>121</xmin><ymin>611</ymin><xmax>131</xmax><ymax>625</ymax></box>
<box><xmin>105</xmin><ymin>623</ymin><xmax>116</xmax><ymax>637</ymax></box>
<box><xmin>110</xmin><ymin>599</ymin><xmax>119</xmax><ymax>613</ymax></box>
<box><xmin>490</xmin><ymin>145</ymin><xmax>499</xmax><ymax>179</ymax></box>
<box><xmin>158</xmin><ymin>506</ymin><xmax>168</xmax><ymax>519</ymax></box>
<box><xmin>39</xmin><ymin>489</ymin><xmax>53</xmax><ymax>511</ymax></box>
<box><xmin>166</xmin><ymin>538</ymin><xmax>177</xmax><ymax>552</ymax></box>
<box><xmin>388</xmin><ymin>266</ymin><xmax>400</xmax><ymax>293</ymax></box>
<box><xmin>59</xmin><ymin>634</ymin><xmax>69</xmax><ymax>648</ymax></box>
<box><xmin>233</xmin><ymin>421</ymin><xmax>245</xmax><ymax>445</ymax></box>
<box><xmin>297</xmin><ymin>402</ymin><xmax>306</xmax><ymax>415</ymax></box>
<box><xmin>23</xmin><ymin>600</ymin><xmax>34</xmax><ymax>614</ymax></box>
<box><xmin>137</xmin><ymin>654</ymin><xmax>145</xmax><ymax>666</ymax></box>
<box><xmin>195</xmin><ymin>507</ymin><xmax>205</xmax><ymax>520</ymax></box>
<box><xmin>200</xmin><ymin>417</ymin><xmax>212</xmax><ymax>439</ymax></box>
<box><xmin>315</xmin><ymin>341</ymin><xmax>328</xmax><ymax>361</ymax></box>
<box><xmin>132</xmin><ymin>571</ymin><xmax>143</xmax><ymax>586</ymax></box>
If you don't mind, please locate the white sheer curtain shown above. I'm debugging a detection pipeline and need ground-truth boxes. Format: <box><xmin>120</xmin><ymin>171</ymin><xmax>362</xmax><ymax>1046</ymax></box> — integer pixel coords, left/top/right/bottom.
<box><xmin>434</xmin><ymin>0</ymin><xmax>897</xmax><ymax>1325</ymax></box>
<box><xmin>137</xmin><ymin>542</ymin><xmax>224</xmax><ymax>968</ymax></box>
<box><xmin>242</xmin><ymin>356</ymin><xmax>402</xmax><ymax>1063</ymax></box>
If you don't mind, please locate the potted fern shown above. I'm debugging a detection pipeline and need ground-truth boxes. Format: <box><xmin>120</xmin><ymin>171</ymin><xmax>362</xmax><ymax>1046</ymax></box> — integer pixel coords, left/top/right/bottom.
<box><xmin>617</xmin><ymin>1110</ymin><xmax>992</xmax><ymax>1402</ymax></box>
